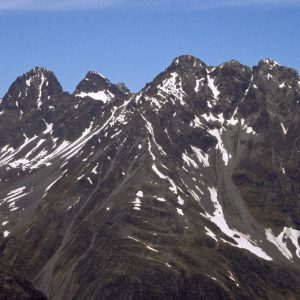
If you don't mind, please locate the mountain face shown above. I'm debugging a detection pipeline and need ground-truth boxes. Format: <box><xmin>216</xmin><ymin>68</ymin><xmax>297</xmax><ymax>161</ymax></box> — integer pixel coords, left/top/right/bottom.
<box><xmin>0</xmin><ymin>55</ymin><xmax>300</xmax><ymax>299</ymax></box>
<box><xmin>0</xmin><ymin>258</ymin><xmax>47</xmax><ymax>300</ymax></box>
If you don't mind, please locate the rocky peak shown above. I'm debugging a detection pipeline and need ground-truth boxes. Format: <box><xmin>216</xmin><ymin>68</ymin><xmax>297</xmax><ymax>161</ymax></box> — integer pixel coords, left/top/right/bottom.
<box><xmin>209</xmin><ymin>60</ymin><xmax>252</xmax><ymax>111</ymax></box>
<box><xmin>74</xmin><ymin>71</ymin><xmax>128</xmax><ymax>103</ymax></box>
<box><xmin>167</xmin><ymin>55</ymin><xmax>208</xmax><ymax>84</ymax></box>
<box><xmin>171</xmin><ymin>55</ymin><xmax>207</xmax><ymax>71</ymax></box>
<box><xmin>256</xmin><ymin>58</ymin><xmax>299</xmax><ymax>82</ymax></box>
<box><xmin>76</xmin><ymin>71</ymin><xmax>110</xmax><ymax>92</ymax></box>
<box><xmin>2</xmin><ymin>67</ymin><xmax>63</xmax><ymax>111</ymax></box>
<box><xmin>116</xmin><ymin>82</ymin><xmax>131</xmax><ymax>94</ymax></box>
<box><xmin>216</xmin><ymin>60</ymin><xmax>250</xmax><ymax>75</ymax></box>
<box><xmin>138</xmin><ymin>55</ymin><xmax>208</xmax><ymax>107</ymax></box>
<box><xmin>18</xmin><ymin>67</ymin><xmax>62</xmax><ymax>93</ymax></box>
<box><xmin>258</xmin><ymin>58</ymin><xmax>281</xmax><ymax>69</ymax></box>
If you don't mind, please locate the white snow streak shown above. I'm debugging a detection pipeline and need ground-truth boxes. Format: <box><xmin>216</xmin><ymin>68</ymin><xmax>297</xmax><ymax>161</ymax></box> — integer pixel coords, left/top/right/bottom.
<box><xmin>208</xmin><ymin>128</ymin><xmax>230</xmax><ymax>166</ymax></box>
<box><xmin>203</xmin><ymin>187</ymin><xmax>272</xmax><ymax>261</ymax></box>
<box><xmin>133</xmin><ymin>191</ymin><xmax>143</xmax><ymax>210</ymax></box>
<box><xmin>281</xmin><ymin>122</ymin><xmax>288</xmax><ymax>135</ymax></box>
<box><xmin>207</xmin><ymin>71</ymin><xmax>220</xmax><ymax>101</ymax></box>
<box><xmin>76</xmin><ymin>90</ymin><xmax>114</xmax><ymax>103</ymax></box>
<box><xmin>156</xmin><ymin>197</ymin><xmax>166</xmax><ymax>202</ymax></box>
<box><xmin>43</xmin><ymin>170</ymin><xmax>67</xmax><ymax>197</ymax></box>
<box><xmin>91</xmin><ymin>163</ymin><xmax>98</xmax><ymax>174</ymax></box>
<box><xmin>266</xmin><ymin>227</ymin><xmax>300</xmax><ymax>260</ymax></box>
<box><xmin>227</xmin><ymin>108</ymin><xmax>239</xmax><ymax>126</ymax></box>
<box><xmin>182</xmin><ymin>152</ymin><xmax>198</xmax><ymax>169</ymax></box>
<box><xmin>177</xmin><ymin>208</ymin><xmax>184</xmax><ymax>216</ymax></box>
<box><xmin>146</xmin><ymin>245</ymin><xmax>159</xmax><ymax>252</ymax></box>
<box><xmin>37</xmin><ymin>73</ymin><xmax>46</xmax><ymax>110</ymax></box>
<box><xmin>142</xmin><ymin>114</ymin><xmax>166</xmax><ymax>156</ymax></box>
<box><xmin>191</xmin><ymin>146</ymin><xmax>209</xmax><ymax>167</ymax></box>
<box><xmin>158</xmin><ymin>72</ymin><xmax>186</xmax><ymax>105</ymax></box>
<box><xmin>152</xmin><ymin>164</ymin><xmax>180</xmax><ymax>194</ymax></box>
<box><xmin>205</xmin><ymin>226</ymin><xmax>218</xmax><ymax>242</ymax></box>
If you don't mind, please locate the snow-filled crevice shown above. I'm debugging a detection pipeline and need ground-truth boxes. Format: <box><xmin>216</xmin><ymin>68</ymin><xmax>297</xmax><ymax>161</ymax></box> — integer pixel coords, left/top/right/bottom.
<box><xmin>37</xmin><ymin>73</ymin><xmax>46</xmax><ymax>110</ymax></box>
<box><xmin>157</xmin><ymin>72</ymin><xmax>186</xmax><ymax>106</ymax></box>
<box><xmin>208</xmin><ymin>128</ymin><xmax>230</xmax><ymax>166</ymax></box>
<box><xmin>202</xmin><ymin>187</ymin><xmax>272</xmax><ymax>261</ymax></box>
<box><xmin>265</xmin><ymin>227</ymin><xmax>300</xmax><ymax>261</ymax></box>
<box><xmin>141</xmin><ymin>114</ymin><xmax>166</xmax><ymax>157</ymax></box>
<box><xmin>206</xmin><ymin>69</ymin><xmax>220</xmax><ymax>105</ymax></box>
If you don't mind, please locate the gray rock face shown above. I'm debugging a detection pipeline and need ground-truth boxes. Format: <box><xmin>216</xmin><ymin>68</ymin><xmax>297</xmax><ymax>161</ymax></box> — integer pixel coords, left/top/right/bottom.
<box><xmin>0</xmin><ymin>258</ymin><xmax>47</xmax><ymax>299</ymax></box>
<box><xmin>0</xmin><ymin>56</ymin><xmax>300</xmax><ymax>299</ymax></box>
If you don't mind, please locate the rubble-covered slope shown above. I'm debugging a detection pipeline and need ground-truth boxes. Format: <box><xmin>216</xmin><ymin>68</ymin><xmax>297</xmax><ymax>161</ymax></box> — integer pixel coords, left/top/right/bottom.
<box><xmin>0</xmin><ymin>56</ymin><xmax>300</xmax><ymax>299</ymax></box>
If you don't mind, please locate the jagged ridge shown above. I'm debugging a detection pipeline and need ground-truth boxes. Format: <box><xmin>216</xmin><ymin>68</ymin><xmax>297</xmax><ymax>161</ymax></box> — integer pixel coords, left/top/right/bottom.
<box><xmin>0</xmin><ymin>55</ymin><xmax>300</xmax><ymax>299</ymax></box>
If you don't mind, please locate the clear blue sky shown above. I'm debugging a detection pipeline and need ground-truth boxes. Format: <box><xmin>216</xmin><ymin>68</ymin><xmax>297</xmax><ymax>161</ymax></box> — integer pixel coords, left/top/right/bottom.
<box><xmin>0</xmin><ymin>0</ymin><xmax>300</xmax><ymax>96</ymax></box>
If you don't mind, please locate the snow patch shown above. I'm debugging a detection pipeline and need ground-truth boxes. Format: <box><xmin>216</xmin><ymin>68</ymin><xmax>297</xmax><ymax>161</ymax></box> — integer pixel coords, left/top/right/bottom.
<box><xmin>43</xmin><ymin>120</ymin><xmax>53</xmax><ymax>135</ymax></box>
<box><xmin>205</xmin><ymin>226</ymin><xmax>217</xmax><ymax>242</ymax></box>
<box><xmin>281</xmin><ymin>122</ymin><xmax>288</xmax><ymax>135</ymax></box>
<box><xmin>136</xmin><ymin>191</ymin><xmax>144</xmax><ymax>197</ymax></box>
<box><xmin>265</xmin><ymin>227</ymin><xmax>300</xmax><ymax>260</ymax></box>
<box><xmin>43</xmin><ymin>171</ymin><xmax>67</xmax><ymax>197</ymax></box>
<box><xmin>241</xmin><ymin>119</ymin><xmax>257</xmax><ymax>135</ymax></box>
<box><xmin>147</xmin><ymin>138</ymin><xmax>156</xmax><ymax>161</ymax></box>
<box><xmin>203</xmin><ymin>187</ymin><xmax>272</xmax><ymax>261</ymax></box>
<box><xmin>228</xmin><ymin>271</ymin><xmax>239</xmax><ymax>286</ymax></box>
<box><xmin>158</xmin><ymin>72</ymin><xmax>186</xmax><ymax>105</ymax></box>
<box><xmin>37</xmin><ymin>73</ymin><xmax>46</xmax><ymax>110</ymax></box>
<box><xmin>156</xmin><ymin>197</ymin><xmax>166</xmax><ymax>202</ymax></box>
<box><xmin>195</xmin><ymin>78</ymin><xmax>205</xmax><ymax>92</ymax></box>
<box><xmin>128</xmin><ymin>235</ymin><xmax>141</xmax><ymax>243</ymax></box>
<box><xmin>177</xmin><ymin>208</ymin><xmax>184</xmax><ymax>216</ymax></box>
<box><xmin>146</xmin><ymin>245</ymin><xmax>159</xmax><ymax>252</ymax></box>
<box><xmin>190</xmin><ymin>115</ymin><xmax>204</xmax><ymax>129</ymax></box>
<box><xmin>182</xmin><ymin>152</ymin><xmax>198</xmax><ymax>169</ymax></box>
<box><xmin>133</xmin><ymin>191</ymin><xmax>143</xmax><ymax>210</ymax></box>
<box><xmin>1</xmin><ymin>186</ymin><xmax>31</xmax><ymax>206</ymax></box>
<box><xmin>208</xmin><ymin>128</ymin><xmax>230</xmax><ymax>165</ymax></box>
<box><xmin>152</xmin><ymin>164</ymin><xmax>180</xmax><ymax>194</ymax></box>
<box><xmin>207</xmin><ymin>71</ymin><xmax>220</xmax><ymax>102</ymax></box>
<box><xmin>279</xmin><ymin>82</ymin><xmax>286</xmax><ymax>88</ymax></box>
<box><xmin>177</xmin><ymin>196</ymin><xmax>184</xmax><ymax>205</ymax></box>
<box><xmin>227</xmin><ymin>108</ymin><xmax>239</xmax><ymax>126</ymax></box>
<box><xmin>191</xmin><ymin>146</ymin><xmax>209</xmax><ymax>167</ymax></box>
<box><xmin>67</xmin><ymin>197</ymin><xmax>81</xmax><ymax>211</ymax></box>
<box><xmin>76</xmin><ymin>90</ymin><xmax>114</xmax><ymax>103</ymax></box>
<box><xmin>91</xmin><ymin>163</ymin><xmax>98</xmax><ymax>174</ymax></box>
<box><xmin>142</xmin><ymin>114</ymin><xmax>166</xmax><ymax>156</ymax></box>
<box><xmin>202</xmin><ymin>112</ymin><xmax>224</xmax><ymax>124</ymax></box>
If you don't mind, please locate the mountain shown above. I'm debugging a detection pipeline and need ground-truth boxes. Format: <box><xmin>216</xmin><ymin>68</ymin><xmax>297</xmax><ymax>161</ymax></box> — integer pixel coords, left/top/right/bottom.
<box><xmin>0</xmin><ymin>55</ymin><xmax>300</xmax><ymax>299</ymax></box>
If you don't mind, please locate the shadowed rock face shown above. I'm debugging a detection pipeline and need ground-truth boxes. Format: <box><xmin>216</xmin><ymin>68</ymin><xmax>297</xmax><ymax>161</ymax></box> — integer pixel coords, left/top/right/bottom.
<box><xmin>0</xmin><ymin>259</ymin><xmax>47</xmax><ymax>299</ymax></box>
<box><xmin>0</xmin><ymin>55</ymin><xmax>300</xmax><ymax>299</ymax></box>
